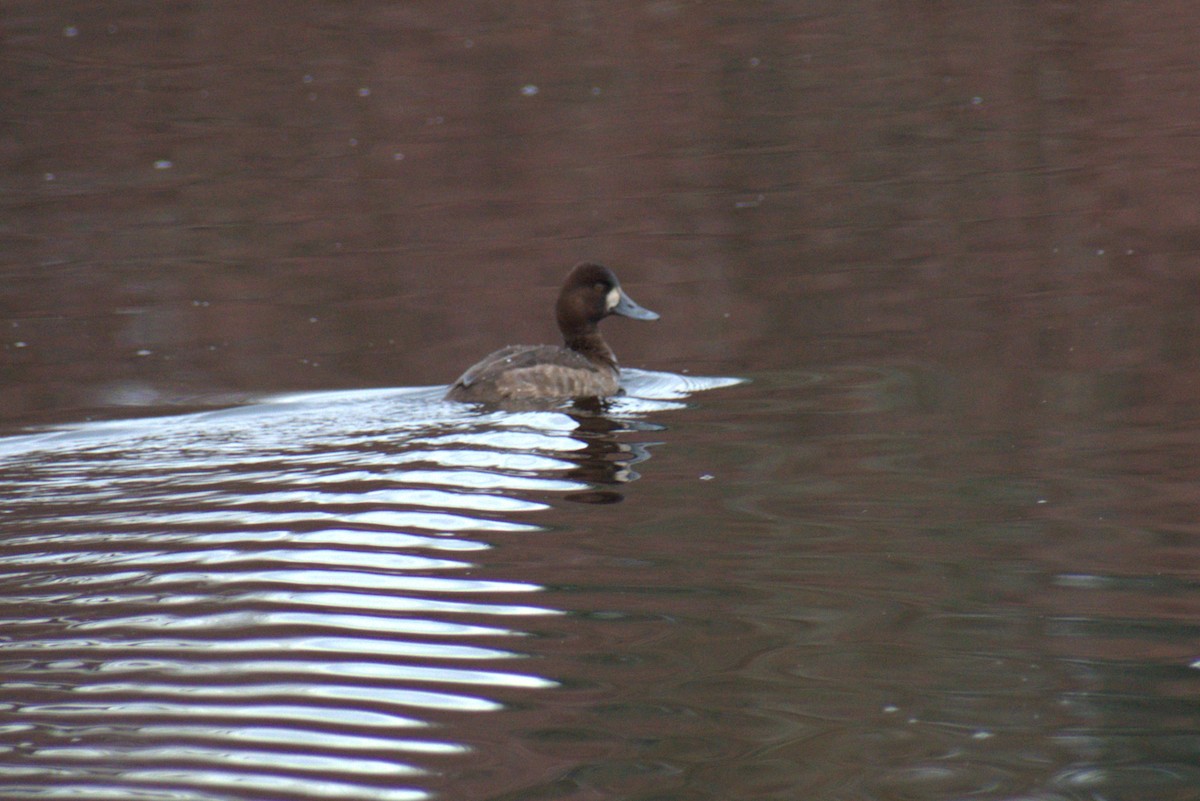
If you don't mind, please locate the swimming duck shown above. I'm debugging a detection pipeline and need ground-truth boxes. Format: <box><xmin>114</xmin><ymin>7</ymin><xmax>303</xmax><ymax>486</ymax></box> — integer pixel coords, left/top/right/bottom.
<box><xmin>445</xmin><ymin>263</ymin><xmax>659</xmax><ymax>402</ymax></box>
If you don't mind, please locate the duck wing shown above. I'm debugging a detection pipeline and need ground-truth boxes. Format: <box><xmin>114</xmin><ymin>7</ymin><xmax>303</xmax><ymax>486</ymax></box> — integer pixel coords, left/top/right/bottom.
<box><xmin>447</xmin><ymin>345</ymin><xmax>615</xmax><ymax>401</ymax></box>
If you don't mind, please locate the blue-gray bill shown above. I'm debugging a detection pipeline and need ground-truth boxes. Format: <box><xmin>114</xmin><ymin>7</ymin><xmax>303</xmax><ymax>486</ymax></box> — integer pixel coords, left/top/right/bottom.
<box><xmin>613</xmin><ymin>290</ymin><xmax>658</xmax><ymax>320</ymax></box>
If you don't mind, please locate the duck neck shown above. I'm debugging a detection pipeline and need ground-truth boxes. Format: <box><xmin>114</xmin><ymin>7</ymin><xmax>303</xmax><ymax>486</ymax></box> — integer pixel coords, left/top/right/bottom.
<box><xmin>564</xmin><ymin>327</ymin><xmax>618</xmax><ymax>370</ymax></box>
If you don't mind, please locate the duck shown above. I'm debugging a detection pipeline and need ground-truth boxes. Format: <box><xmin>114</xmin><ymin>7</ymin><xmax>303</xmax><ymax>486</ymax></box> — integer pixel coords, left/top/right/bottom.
<box><xmin>445</xmin><ymin>262</ymin><xmax>659</xmax><ymax>403</ymax></box>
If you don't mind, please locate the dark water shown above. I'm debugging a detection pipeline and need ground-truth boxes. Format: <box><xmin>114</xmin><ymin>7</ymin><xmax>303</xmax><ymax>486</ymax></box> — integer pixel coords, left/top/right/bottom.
<box><xmin>5</xmin><ymin>2</ymin><xmax>1200</xmax><ymax>800</ymax></box>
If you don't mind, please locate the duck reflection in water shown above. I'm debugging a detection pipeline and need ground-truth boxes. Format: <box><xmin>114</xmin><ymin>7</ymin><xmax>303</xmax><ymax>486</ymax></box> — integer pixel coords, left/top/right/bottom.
<box><xmin>558</xmin><ymin>401</ymin><xmax>662</xmax><ymax>505</ymax></box>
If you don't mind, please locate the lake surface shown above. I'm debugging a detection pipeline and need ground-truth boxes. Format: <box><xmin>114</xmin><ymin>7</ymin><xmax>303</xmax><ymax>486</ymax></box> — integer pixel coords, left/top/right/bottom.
<box><xmin>4</xmin><ymin>2</ymin><xmax>1200</xmax><ymax>800</ymax></box>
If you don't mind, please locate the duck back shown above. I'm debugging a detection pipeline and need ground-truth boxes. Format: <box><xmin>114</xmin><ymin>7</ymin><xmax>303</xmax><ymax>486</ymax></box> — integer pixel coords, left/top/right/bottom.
<box><xmin>445</xmin><ymin>344</ymin><xmax>619</xmax><ymax>402</ymax></box>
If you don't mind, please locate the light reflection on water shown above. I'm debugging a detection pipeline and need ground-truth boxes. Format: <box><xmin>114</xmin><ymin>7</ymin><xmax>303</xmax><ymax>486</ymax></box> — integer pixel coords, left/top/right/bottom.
<box><xmin>0</xmin><ymin>370</ymin><xmax>739</xmax><ymax>800</ymax></box>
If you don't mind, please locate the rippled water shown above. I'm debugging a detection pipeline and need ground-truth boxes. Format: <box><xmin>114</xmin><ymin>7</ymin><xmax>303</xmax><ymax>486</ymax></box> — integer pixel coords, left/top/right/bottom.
<box><xmin>6</xmin><ymin>365</ymin><xmax>1200</xmax><ymax>801</ymax></box>
<box><xmin>8</xmin><ymin>2</ymin><xmax>1200</xmax><ymax>799</ymax></box>
<box><xmin>0</xmin><ymin>371</ymin><xmax>738</xmax><ymax>800</ymax></box>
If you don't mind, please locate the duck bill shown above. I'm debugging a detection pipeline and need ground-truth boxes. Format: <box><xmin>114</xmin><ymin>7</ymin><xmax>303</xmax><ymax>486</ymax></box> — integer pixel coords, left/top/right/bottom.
<box><xmin>613</xmin><ymin>289</ymin><xmax>659</xmax><ymax>321</ymax></box>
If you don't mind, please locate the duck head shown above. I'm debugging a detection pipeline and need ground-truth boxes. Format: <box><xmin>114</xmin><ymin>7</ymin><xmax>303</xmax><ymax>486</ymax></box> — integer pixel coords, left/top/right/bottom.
<box><xmin>555</xmin><ymin>262</ymin><xmax>659</xmax><ymax>338</ymax></box>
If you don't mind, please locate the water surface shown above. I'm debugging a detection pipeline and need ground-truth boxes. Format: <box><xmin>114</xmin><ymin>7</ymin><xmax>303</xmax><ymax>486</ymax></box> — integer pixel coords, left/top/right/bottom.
<box><xmin>5</xmin><ymin>2</ymin><xmax>1200</xmax><ymax>800</ymax></box>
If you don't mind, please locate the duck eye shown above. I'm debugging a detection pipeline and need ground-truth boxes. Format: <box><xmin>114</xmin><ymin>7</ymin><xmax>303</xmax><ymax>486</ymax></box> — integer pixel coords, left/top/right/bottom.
<box><xmin>593</xmin><ymin>282</ymin><xmax>607</xmax><ymax>291</ymax></box>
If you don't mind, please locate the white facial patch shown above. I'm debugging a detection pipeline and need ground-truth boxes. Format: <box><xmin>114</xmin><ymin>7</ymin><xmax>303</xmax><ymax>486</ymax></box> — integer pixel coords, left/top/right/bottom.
<box><xmin>605</xmin><ymin>287</ymin><xmax>621</xmax><ymax>311</ymax></box>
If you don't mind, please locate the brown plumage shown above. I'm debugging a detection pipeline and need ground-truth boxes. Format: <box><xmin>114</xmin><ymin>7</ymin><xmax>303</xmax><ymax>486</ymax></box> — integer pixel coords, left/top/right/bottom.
<box><xmin>445</xmin><ymin>263</ymin><xmax>659</xmax><ymax>403</ymax></box>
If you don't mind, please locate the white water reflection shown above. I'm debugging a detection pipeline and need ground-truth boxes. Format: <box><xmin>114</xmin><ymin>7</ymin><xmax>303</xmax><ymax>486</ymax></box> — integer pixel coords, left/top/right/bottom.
<box><xmin>0</xmin><ymin>370</ymin><xmax>740</xmax><ymax>800</ymax></box>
